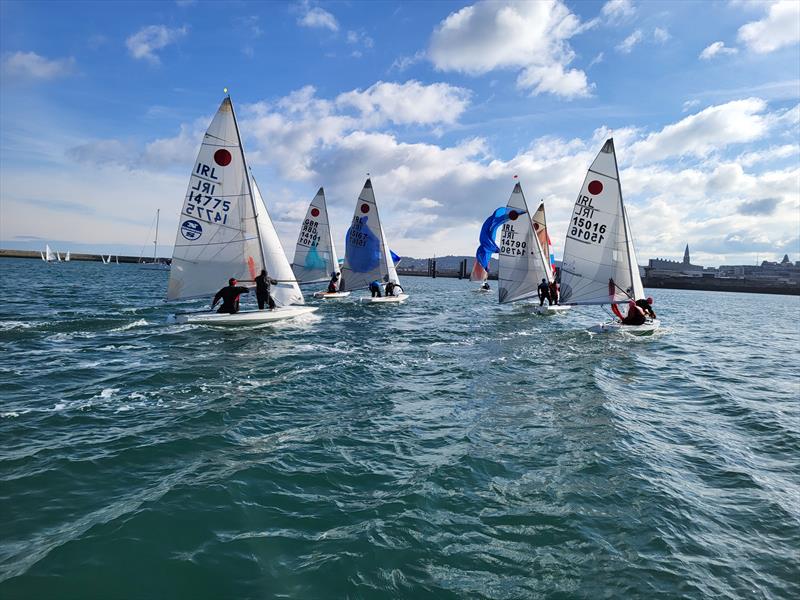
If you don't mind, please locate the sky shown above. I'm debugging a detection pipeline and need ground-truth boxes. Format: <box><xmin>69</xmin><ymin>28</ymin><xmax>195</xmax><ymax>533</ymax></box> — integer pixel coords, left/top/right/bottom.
<box><xmin>1</xmin><ymin>0</ymin><xmax>798</xmax><ymax>266</ymax></box>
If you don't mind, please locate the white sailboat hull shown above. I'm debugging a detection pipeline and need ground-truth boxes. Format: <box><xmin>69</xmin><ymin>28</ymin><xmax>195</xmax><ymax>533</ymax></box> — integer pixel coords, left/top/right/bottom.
<box><xmin>474</xmin><ymin>287</ymin><xmax>491</xmax><ymax>293</ymax></box>
<box><xmin>587</xmin><ymin>319</ymin><xmax>660</xmax><ymax>335</ymax></box>
<box><xmin>312</xmin><ymin>291</ymin><xmax>351</xmax><ymax>299</ymax></box>
<box><xmin>360</xmin><ymin>294</ymin><xmax>409</xmax><ymax>304</ymax></box>
<box><xmin>532</xmin><ymin>304</ymin><xmax>571</xmax><ymax>315</ymax></box>
<box><xmin>174</xmin><ymin>306</ymin><xmax>318</xmax><ymax>325</ymax></box>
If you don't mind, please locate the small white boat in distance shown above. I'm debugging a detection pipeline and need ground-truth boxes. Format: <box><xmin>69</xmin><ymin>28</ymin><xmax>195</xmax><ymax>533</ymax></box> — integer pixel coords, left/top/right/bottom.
<box><xmin>340</xmin><ymin>178</ymin><xmax>407</xmax><ymax>304</ymax></box>
<box><xmin>312</xmin><ymin>291</ymin><xmax>351</xmax><ymax>300</ymax></box>
<box><xmin>41</xmin><ymin>245</ymin><xmax>56</xmax><ymax>262</ymax></box>
<box><xmin>588</xmin><ymin>319</ymin><xmax>660</xmax><ymax>335</ymax></box>
<box><xmin>141</xmin><ymin>209</ymin><xmax>170</xmax><ymax>270</ymax></box>
<box><xmin>360</xmin><ymin>293</ymin><xmax>408</xmax><ymax>304</ymax></box>
<box><xmin>165</xmin><ymin>95</ymin><xmax>315</xmax><ymax>326</ymax></box>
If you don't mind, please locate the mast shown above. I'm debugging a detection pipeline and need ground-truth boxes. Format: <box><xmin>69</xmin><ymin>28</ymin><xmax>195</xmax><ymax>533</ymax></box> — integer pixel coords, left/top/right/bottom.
<box><xmin>322</xmin><ymin>188</ymin><xmax>337</xmax><ymax>274</ymax></box>
<box><xmin>611</xmin><ymin>138</ymin><xmax>637</xmax><ymax>297</ymax></box>
<box><xmin>228</xmin><ymin>95</ymin><xmax>267</xmax><ymax>273</ymax></box>
<box><xmin>154</xmin><ymin>209</ymin><xmax>159</xmax><ymax>261</ymax></box>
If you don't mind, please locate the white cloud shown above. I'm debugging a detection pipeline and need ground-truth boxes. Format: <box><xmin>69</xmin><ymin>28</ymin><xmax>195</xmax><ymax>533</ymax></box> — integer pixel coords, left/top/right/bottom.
<box><xmin>699</xmin><ymin>41</ymin><xmax>738</xmax><ymax>60</ymax></box>
<box><xmin>682</xmin><ymin>99</ymin><xmax>701</xmax><ymax>112</ymax></box>
<box><xmin>126</xmin><ymin>25</ymin><xmax>187</xmax><ymax>64</ymax></box>
<box><xmin>653</xmin><ymin>27</ymin><xmax>670</xmax><ymax>43</ymax></box>
<box><xmin>391</xmin><ymin>51</ymin><xmax>426</xmax><ymax>72</ymax></box>
<box><xmin>738</xmin><ymin>0</ymin><xmax>800</xmax><ymax>54</ymax></box>
<box><xmin>630</xmin><ymin>98</ymin><xmax>770</xmax><ymax>163</ymax></box>
<box><xmin>601</xmin><ymin>0</ymin><xmax>636</xmax><ymax>22</ymax></box>
<box><xmin>616</xmin><ymin>30</ymin><xmax>643</xmax><ymax>53</ymax></box>
<box><xmin>336</xmin><ymin>80</ymin><xmax>471</xmax><ymax>126</ymax></box>
<box><xmin>427</xmin><ymin>0</ymin><xmax>592</xmax><ymax>99</ymax></box>
<box><xmin>1</xmin><ymin>51</ymin><xmax>75</xmax><ymax>81</ymax></box>
<box><xmin>297</xmin><ymin>4</ymin><xmax>339</xmax><ymax>32</ymax></box>
<box><xmin>346</xmin><ymin>30</ymin><xmax>374</xmax><ymax>48</ymax></box>
<box><xmin>736</xmin><ymin>144</ymin><xmax>800</xmax><ymax>167</ymax></box>
<box><xmin>588</xmin><ymin>52</ymin><xmax>604</xmax><ymax>68</ymax></box>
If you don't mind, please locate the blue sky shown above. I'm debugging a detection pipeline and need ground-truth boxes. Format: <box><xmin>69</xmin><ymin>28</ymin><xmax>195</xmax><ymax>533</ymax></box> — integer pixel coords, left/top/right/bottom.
<box><xmin>1</xmin><ymin>0</ymin><xmax>798</xmax><ymax>265</ymax></box>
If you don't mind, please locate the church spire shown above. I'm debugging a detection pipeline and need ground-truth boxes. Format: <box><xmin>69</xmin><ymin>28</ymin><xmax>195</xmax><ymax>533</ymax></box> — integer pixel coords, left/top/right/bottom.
<box><xmin>683</xmin><ymin>244</ymin><xmax>690</xmax><ymax>265</ymax></box>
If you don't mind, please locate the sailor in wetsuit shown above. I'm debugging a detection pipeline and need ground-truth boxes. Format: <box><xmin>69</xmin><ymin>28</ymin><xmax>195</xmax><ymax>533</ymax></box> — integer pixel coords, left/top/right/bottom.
<box><xmin>537</xmin><ymin>279</ymin><xmax>550</xmax><ymax>306</ymax></box>
<box><xmin>327</xmin><ymin>272</ymin><xmax>340</xmax><ymax>293</ymax></box>
<box><xmin>621</xmin><ymin>300</ymin><xmax>646</xmax><ymax>326</ymax></box>
<box><xmin>385</xmin><ymin>281</ymin><xmax>397</xmax><ymax>297</ymax></box>
<box><xmin>211</xmin><ymin>278</ymin><xmax>250</xmax><ymax>314</ymax></box>
<box><xmin>254</xmin><ymin>269</ymin><xmax>278</xmax><ymax>310</ymax></box>
<box><xmin>636</xmin><ymin>296</ymin><xmax>656</xmax><ymax>319</ymax></box>
<box><xmin>369</xmin><ymin>279</ymin><xmax>382</xmax><ymax>297</ymax></box>
<box><xmin>548</xmin><ymin>280</ymin><xmax>559</xmax><ymax>305</ymax></box>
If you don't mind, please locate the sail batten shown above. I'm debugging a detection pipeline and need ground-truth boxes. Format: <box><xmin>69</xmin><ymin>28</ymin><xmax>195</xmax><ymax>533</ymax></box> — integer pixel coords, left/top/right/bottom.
<box><xmin>559</xmin><ymin>138</ymin><xmax>645</xmax><ymax>306</ymax></box>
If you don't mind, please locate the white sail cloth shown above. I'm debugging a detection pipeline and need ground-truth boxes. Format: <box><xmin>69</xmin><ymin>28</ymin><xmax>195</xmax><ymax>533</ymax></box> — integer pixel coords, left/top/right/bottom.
<box><xmin>498</xmin><ymin>183</ymin><xmax>552</xmax><ymax>304</ymax></box>
<box><xmin>291</xmin><ymin>187</ymin><xmax>340</xmax><ymax>284</ymax></box>
<box><xmin>559</xmin><ymin>138</ymin><xmax>644</xmax><ymax>305</ymax></box>
<box><xmin>167</xmin><ymin>96</ymin><xmax>303</xmax><ymax>306</ymax></box>
<box><xmin>340</xmin><ymin>179</ymin><xmax>400</xmax><ymax>292</ymax></box>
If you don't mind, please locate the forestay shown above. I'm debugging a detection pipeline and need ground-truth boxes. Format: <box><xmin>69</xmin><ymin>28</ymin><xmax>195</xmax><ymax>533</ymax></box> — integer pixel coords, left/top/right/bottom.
<box><xmin>498</xmin><ymin>183</ymin><xmax>552</xmax><ymax>304</ymax></box>
<box><xmin>559</xmin><ymin>138</ymin><xmax>644</xmax><ymax>305</ymax></box>
<box><xmin>291</xmin><ymin>188</ymin><xmax>340</xmax><ymax>285</ymax></box>
<box><xmin>340</xmin><ymin>179</ymin><xmax>400</xmax><ymax>292</ymax></box>
<box><xmin>532</xmin><ymin>202</ymin><xmax>554</xmax><ymax>277</ymax></box>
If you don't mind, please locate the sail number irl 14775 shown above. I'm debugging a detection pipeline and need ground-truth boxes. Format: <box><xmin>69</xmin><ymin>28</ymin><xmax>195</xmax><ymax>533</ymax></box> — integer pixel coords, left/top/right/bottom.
<box><xmin>568</xmin><ymin>195</ymin><xmax>607</xmax><ymax>244</ymax></box>
<box><xmin>183</xmin><ymin>163</ymin><xmax>231</xmax><ymax>225</ymax></box>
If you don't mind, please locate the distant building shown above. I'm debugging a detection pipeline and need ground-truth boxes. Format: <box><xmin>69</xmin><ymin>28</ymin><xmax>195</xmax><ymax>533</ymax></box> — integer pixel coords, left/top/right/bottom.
<box><xmin>718</xmin><ymin>253</ymin><xmax>800</xmax><ymax>284</ymax></box>
<box><xmin>645</xmin><ymin>244</ymin><xmax>706</xmax><ymax>278</ymax></box>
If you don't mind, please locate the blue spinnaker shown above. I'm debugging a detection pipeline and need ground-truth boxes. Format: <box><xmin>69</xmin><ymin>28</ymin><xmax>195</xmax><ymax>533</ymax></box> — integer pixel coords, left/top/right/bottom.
<box><xmin>475</xmin><ymin>207</ymin><xmax>519</xmax><ymax>270</ymax></box>
<box><xmin>390</xmin><ymin>250</ymin><xmax>401</xmax><ymax>265</ymax></box>
<box><xmin>345</xmin><ymin>216</ymin><xmax>381</xmax><ymax>273</ymax></box>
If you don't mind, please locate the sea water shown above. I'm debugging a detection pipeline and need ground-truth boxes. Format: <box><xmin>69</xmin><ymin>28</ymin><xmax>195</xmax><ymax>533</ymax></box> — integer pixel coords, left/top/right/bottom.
<box><xmin>0</xmin><ymin>258</ymin><xmax>798</xmax><ymax>599</ymax></box>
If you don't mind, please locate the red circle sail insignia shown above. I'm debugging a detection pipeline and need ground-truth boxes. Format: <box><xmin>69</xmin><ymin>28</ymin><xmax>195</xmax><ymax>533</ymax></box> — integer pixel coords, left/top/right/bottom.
<box><xmin>588</xmin><ymin>180</ymin><xmax>603</xmax><ymax>195</ymax></box>
<box><xmin>214</xmin><ymin>149</ymin><xmax>232</xmax><ymax>166</ymax></box>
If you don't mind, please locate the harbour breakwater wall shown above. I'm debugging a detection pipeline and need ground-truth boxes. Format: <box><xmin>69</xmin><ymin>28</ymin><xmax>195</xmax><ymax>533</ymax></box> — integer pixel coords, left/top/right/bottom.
<box><xmin>0</xmin><ymin>249</ymin><xmax>168</xmax><ymax>264</ymax></box>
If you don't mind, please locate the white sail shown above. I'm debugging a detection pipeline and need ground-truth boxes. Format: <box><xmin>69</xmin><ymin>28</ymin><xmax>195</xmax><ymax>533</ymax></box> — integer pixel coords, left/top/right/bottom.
<box><xmin>65</xmin><ymin>251</ymin><xmax>70</xmax><ymax>262</ymax></box>
<box><xmin>291</xmin><ymin>187</ymin><xmax>340</xmax><ymax>284</ymax></box>
<box><xmin>340</xmin><ymin>179</ymin><xmax>400</xmax><ymax>291</ymax></box>
<box><xmin>531</xmin><ymin>202</ymin><xmax>553</xmax><ymax>280</ymax></box>
<box><xmin>498</xmin><ymin>183</ymin><xmax>552</xmax><ymax>304</ymax></box>
<box><xmin>559</xmin><ymin>138</ymin><xmax>644</xmax><ymax>305</ymax></box>
<box><xmin>40</xmin><ymin>251</ymin><xmax>45</xmax><ymax>261</ymax></box>
<box><xmin>56</xmin><ymin>251</ymin><xmax>62</xmax><ymax>262</ymax></box>
<box><xmin>167</xmin><ymin>97</ymin><xmax>265</xmax><ymax>301</ymax></box>
<box><xmin>251</xmin><ymin>175</ymin><xmax>305</xmax><ymax>307</ymax></box>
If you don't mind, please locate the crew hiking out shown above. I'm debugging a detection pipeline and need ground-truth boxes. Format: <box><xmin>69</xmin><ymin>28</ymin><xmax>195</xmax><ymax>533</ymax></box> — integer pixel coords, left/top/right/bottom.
<box><xmin>211</xmin><ymin>278</ymin><xmax>250</xmax><ymax>314</ymax></box>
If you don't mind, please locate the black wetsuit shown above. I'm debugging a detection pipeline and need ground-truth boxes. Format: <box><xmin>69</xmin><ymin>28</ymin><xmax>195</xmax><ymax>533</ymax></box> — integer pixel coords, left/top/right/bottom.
<box><xmin>327</xmin><ymin>275</ymin><xmax>339</xmax><ymax>293</ymax></box>
<box><xmin>385</xmin><ymin>282</ymin><xmax>396</xmax><ymax>297</ymax></box>
<box><xmin>255</xmin><ymin>273</ymin><xmax>277</xmax><ymax>310</ymax></box>
<box><xmin>636</xmin><ymin>299</ymin><xmax>656</xmax><ymax>319</ymax></box>
<box><xmin>537</xmin><ymin>282</ymin><xmax>550</xmax><ymax>306</ymax></box>
<box><xmin>622</xmin><ymin>304</ymin><xmax>646</xmax><ymax>325</ymax></box>
<box><xmin>212</xmin><ymin>285</ymin><xmax>250</xmax><ymax>314</ymax></box>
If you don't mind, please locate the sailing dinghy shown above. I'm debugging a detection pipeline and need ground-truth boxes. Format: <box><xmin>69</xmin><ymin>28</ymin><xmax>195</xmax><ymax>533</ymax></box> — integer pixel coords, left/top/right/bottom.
<box><xmin>166</xmin><ymin>95</ymin><xmax>316</xmax><ymax>325</ymax></box>
<box><xmin>291</xmin><ymin>187</ymin><xmax>350</xmax><ymax>300</ymax></box>
<box><xmin>340</xmin><ymin>178</ymin><xmax>408</xmax><ymax>303</ymax></box>
<box><xmin>559</xmin><ymin>139</ymin><xmax>658</xmax><ymax>334</ymax></box>
<box><xmin>497</xmin><ymin>183</ymin><xmax>570</xmax><ymax>315</ymax></box>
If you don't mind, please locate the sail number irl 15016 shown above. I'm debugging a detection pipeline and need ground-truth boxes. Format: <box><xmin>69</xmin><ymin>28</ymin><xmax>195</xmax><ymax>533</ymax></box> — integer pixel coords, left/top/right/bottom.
<box><xmin>567</xmin><ymin>195</ymin><xmax>607</xmax><ymax>244</ymax></box>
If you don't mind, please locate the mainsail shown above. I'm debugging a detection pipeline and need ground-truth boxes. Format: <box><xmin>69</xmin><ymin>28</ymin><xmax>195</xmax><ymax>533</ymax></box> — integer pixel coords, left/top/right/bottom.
<box><xmin>559</xmin><ymin>138</ymin><xmax>644</xmax><ymax>305</ymax></box>
<box><xmin>167</xmin><ymin>96</ymin><xmax>302</xmax><ymax>306</ymax></box>
<box><xmin>498</xmin><ymin>183</ymin><xmax>553</xmax><ymax>304</ymax></box>
<box><xmin>291</xmin><ymin>187</ymin><xmax>340</xmax><ymax>284</ymax></box>
<box><xmin>340</xmin><ymin>178</ymin><xmax>399</xmax><ymax>291</ymax></box>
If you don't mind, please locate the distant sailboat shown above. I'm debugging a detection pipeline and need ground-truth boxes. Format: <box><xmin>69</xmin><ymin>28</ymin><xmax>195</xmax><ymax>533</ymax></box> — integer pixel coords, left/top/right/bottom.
<box><xmin>41</xmin><ymin>245</ymin><xmax>56</xmax><ymax>262</ymax></box>
<box><xmin>340</xmin><ymin>178</ymin><xmax>408</xmax><ymax>303</ymax></box>
<box><xmin>291</xmin><ymin>187</ymin><xmax>350</xmax><ymax>300</ymax></box>
<box><xmin>559</xmin><ymin>138</ymin><xmax>658</xmax><ymax>334</ymax></box>
<box><xmin>64</xmin><ymin>251</ymin><xmax>71</xmax><ymax>262</ymax></box>
<box><xmin>166</xmin><ymin>95</ymin><xmax>315</xmax><ymax>325</ymax></box>
<box><xmin>141</xmin><ymin>209</ymin><xmax>170</xmax><ymax>270</ymax></box>
<box><xmin>56</xmin><ymin>251</ymin><xmax>62</xmax><ymax>262</ymax></box>
<box><xmin>497</xmin><ymin>183</ymin><xmax>569</xmax><ymax>314</ymax></box>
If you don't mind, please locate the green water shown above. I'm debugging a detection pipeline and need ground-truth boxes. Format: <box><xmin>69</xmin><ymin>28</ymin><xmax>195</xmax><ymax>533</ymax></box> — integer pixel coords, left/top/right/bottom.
<box><xmin>1</xmin><ymin>258</ymin><xmax>798</xmax><ymax>599</ymax></box>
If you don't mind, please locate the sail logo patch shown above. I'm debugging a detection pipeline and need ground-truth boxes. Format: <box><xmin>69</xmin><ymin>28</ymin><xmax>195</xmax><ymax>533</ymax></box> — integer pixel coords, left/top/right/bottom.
<box><xmin>181</xmin><ymin>219</ymin><xmax>203</xmax><ymax>241</ymax></box>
